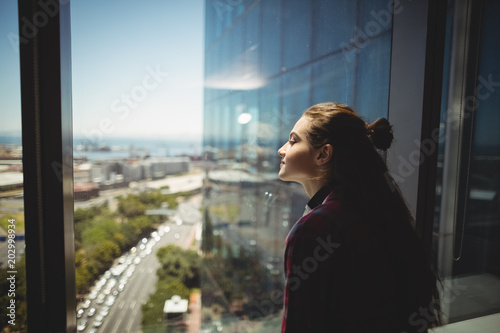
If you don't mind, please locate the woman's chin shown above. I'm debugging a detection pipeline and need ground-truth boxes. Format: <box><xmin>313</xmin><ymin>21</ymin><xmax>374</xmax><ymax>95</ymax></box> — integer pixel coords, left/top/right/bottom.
<box><xmin>278</xmin><ymin>171</ymin><xmax>291</xmax><ymax>182</ymax></box>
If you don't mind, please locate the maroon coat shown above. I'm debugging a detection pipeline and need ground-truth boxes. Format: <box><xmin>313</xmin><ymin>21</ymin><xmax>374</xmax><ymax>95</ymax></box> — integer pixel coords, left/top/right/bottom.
<box><xmin>281</xmin><ymin>187</ymin><xmax>434</xmax><ymax>333</ymax></box>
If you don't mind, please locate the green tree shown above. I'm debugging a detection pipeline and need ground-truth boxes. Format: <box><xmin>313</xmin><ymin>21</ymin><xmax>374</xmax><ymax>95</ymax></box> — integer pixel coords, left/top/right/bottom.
<box><xmin>89</xmin><ymin>240</ymin><xmax>121</xmax><ymax>270</ymax></box>
<box><xmin>156</xmin><ymin>245</ymin><xmax>200</xmax><ymax>289</ymax></box>
<box><xmin>118</xmin><ymin>194</ymin><xmax>146</xmax><ymax>218</ymax></box>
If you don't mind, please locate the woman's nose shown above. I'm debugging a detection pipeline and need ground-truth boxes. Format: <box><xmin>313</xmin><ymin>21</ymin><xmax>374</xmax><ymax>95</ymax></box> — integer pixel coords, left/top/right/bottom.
<box><xmin>277</xmin><ymin>145</ymin><xmax>285</xmax><ymax>157</ymax></box>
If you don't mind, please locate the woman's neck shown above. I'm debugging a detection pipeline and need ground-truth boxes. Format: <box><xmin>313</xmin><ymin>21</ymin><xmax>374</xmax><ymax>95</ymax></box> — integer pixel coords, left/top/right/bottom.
<box><xmin>301</xmin><ymin>179</ymin><xmax>329</xmax><ymax>198</ymax></box>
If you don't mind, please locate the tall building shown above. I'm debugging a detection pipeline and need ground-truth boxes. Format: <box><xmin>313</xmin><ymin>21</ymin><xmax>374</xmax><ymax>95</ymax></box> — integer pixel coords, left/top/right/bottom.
<box><xmin>203</xmin><ymin>0</ymin><xmax>391</xmax><ymax>170</ymax></box>
<box><xmin>202</xmin><ymin>0</ymin><xmax>500</xmax><ymax>331</ymax></box>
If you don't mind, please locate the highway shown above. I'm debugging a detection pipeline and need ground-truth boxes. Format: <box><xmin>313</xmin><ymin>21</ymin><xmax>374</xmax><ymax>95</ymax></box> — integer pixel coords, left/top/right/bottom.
<box><xmin>76</xmin><ymin>199</ymin><xmax>201</xmax><ymax>333</ymax></box>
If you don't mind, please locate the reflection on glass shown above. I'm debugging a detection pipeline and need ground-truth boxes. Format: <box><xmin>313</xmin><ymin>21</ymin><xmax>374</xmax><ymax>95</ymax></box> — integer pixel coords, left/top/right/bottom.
<box><xmin>434</xmin><ymin>0</ymin><xmax>500</xmax><ymax>324</ymax></box>
<box><xmin>0</xmin><ymin>1</ymin><xmax>27</xmax><ymax>332</ymax></box>
<box><xmin>202</xmin><ymin>0</ymin><xmax>392</xmax><ymax>330</ymax></box>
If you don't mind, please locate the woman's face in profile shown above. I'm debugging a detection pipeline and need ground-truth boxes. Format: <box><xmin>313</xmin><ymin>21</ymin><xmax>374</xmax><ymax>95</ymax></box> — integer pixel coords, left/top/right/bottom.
<box><xmin>278</xmin><ymin>117</ymin><xmax>319</xmax><ymax>184</ymax></box>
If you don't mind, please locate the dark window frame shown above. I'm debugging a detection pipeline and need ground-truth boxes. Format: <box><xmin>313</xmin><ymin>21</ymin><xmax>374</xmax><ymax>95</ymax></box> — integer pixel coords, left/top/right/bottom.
<box><xmin>18</xmin><ymin>0</ymin><xmax>76</xmax><ymax>331</ymax></box>
<box><xmin>387</xmin><ymin>0</ymin><xmax>448</xmax><ymax>254</ymax></box>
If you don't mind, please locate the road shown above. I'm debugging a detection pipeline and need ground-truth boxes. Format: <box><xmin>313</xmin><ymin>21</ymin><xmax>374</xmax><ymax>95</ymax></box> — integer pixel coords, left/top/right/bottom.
<box><xmin>74</xmin><ymin>172</ymin><xmax>203</xmax><ymax>211</ymax></box>
<box><xmin>77</xmin><ymin>199</ymin><xmax>201</xmax><ymax>333</ymax></box>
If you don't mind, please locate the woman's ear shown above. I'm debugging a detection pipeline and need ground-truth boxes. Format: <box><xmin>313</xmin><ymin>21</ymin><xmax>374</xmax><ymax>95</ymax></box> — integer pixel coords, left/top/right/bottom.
<box><xmin>315</xmin><ymin>144</ymin><xmax>333</xmax><ymax>166</ymax></box>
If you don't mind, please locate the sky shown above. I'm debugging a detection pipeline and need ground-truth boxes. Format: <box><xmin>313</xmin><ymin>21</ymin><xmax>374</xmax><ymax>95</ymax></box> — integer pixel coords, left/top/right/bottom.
<box><xmin>0</xmin><ymin>0</ymin><xmax>205</xmax><ymax>142</ymax></box>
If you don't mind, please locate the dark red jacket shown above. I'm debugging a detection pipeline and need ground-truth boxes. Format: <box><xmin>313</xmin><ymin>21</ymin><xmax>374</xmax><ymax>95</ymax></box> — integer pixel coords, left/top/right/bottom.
<box><xmin>281</xmin><ymin>187</ymin><xmax>434</xmax><ymax>333</ymax></box>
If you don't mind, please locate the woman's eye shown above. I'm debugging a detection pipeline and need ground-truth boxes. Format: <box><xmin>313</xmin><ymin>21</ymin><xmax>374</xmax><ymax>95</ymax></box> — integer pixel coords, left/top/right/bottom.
<box><xmin>288</xmin><ymin>139</ymin><xmax>296</xmax><ymax>145</ymax></box>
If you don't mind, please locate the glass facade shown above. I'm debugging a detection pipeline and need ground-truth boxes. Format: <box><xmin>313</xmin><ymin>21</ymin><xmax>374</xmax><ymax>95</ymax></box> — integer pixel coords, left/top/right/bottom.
<box><xmin>202</xmin><ymin>0</ymin><xmax>393</xmax><ymax>330</ymax></box>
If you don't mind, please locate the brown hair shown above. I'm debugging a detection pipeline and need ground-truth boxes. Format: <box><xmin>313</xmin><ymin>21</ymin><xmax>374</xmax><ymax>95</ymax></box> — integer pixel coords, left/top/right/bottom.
<box><xmin>302</xmin><ymin>102</ymin><xmax>441</xmax><ymax>327</ymax></box>
<box><xmin>303</xmin><ymin>102</ymin><xmax>393</xmax><ymax>186</ymax></box>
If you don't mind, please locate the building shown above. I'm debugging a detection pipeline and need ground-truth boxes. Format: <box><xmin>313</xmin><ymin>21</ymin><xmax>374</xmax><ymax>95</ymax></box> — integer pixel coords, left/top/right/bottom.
<box><xmin>202</xmin><ymin>0</ymin><xmax>500</xmax><ymax>331</ymax></box>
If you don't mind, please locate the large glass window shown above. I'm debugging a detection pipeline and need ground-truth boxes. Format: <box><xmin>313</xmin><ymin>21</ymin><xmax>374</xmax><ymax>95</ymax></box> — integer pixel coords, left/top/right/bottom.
<box><xmin>71</xmin><ymin>1</ymin><xmax>204</xmax><ymax>332</ymax></box>
<box><xmin>0</xmin><ymin>1</ymin><xmax>27</xmax><ymax>331</ymax></box>
<box><xmin>202</xmin><ymin>0</ymin><xmax>393</xmax><ymax>330</ymax></box>
<box><xmin>434</xmin><ymin>0</ymin><xmax>500</xmax><ymax>324</ymax></box>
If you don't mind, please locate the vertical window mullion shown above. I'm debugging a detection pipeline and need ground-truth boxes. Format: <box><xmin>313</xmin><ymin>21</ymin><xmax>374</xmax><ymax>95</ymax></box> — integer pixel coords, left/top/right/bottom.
<box><xmin>18</xmin><ymin>0</ymin><xmax>76</xmax><ymax>331</ymax></box>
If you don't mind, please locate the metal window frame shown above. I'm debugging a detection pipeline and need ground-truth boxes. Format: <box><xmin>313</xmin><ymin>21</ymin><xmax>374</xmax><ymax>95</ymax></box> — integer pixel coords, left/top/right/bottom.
<box><xmin>18</xmin><ymin>0</ymin><xmax>76</xmax><ymax>331</ymax></box>
<box><xmin>387</xmin><ymin>0</ymin><xmax>448</xmax><ymax>253</ymax></box>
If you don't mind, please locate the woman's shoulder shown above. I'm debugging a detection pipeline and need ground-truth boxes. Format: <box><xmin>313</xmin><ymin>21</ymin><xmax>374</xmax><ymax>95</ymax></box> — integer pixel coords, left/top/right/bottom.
<box><xmin>296</xmin><ymin>192</ymin><xmax>355</xmax><ymax>233</ymax></box>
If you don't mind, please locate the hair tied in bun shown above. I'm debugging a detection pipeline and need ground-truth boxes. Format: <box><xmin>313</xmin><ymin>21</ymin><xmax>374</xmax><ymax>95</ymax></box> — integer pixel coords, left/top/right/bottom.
<box><xmin>367</xmin><ymin>118</ymin><xmax>393</xmax><ymax>151</ymax></box>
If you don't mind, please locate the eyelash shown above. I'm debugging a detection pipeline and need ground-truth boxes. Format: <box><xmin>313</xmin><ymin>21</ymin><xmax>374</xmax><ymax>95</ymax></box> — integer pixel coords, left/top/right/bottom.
<box><xmin>288</xmin><ymin>139</ymin><xmax>296</xmax><ymax>145</ymax></box>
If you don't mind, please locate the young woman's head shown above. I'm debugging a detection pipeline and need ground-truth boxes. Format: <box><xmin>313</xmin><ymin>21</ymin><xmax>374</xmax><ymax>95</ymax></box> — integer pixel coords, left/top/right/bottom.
<box><xmin>278</xmin><ymin>102</ymin><xmax>394</xmax><ymax>197</ymax></box>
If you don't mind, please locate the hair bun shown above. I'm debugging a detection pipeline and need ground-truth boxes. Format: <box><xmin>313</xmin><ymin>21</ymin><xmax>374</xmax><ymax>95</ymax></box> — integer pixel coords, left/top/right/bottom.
<box><xmin>368</xmin><ymin>118</ymin><xmax>393</xmax><ymax>150</ymax></box>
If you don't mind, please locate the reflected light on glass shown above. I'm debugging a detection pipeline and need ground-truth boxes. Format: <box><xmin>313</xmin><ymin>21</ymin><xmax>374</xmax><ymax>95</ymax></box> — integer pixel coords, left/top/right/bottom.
<box><xmin>204</xmin><ymin>76</ymin><xmax>267</xmax><ymax>90</ymax></box>
<box><xmin>238</xmin><ymin>112</ymin><xmax>252</xmax><ymax>125</ymax></box>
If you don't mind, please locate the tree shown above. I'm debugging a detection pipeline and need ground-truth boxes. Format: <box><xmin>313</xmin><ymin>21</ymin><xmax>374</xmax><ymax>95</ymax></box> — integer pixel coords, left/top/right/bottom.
<box><xmin>156</xmin><ymin>245</ymin><xmax>200</xmax><ymax>289</ymax></box>
<box><xmin>118</xmin><ymin>194</ymin><xmax>146</xmax><ymax>218</ymax></box>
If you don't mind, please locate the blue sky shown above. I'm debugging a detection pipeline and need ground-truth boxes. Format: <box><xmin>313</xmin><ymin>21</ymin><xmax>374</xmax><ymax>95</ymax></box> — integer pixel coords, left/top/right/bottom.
<box><xmin>1</xmin><ymin>0</ymin><xmax>205</xmax><ymax>142</ymax></box>
<box><xmin>0</xmin><ymin>0</ymin><xmax>22</xmax><ymax>137</ymax></box>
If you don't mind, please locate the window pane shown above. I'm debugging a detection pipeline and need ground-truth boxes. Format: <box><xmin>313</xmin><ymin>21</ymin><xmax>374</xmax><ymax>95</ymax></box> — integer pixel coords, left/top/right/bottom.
<box><xmin>434</xmin><ymin>0</ymin><xmax>500</xmax><ymax>324</ymax></box>
<box><xmin>203</xmin><ymin>0</ymin><xmax>393</xmax><ymax>330</ymax></box>
<box><xmin>0</xmin><ymin>1</ymin><xmax>27</xmax><ymax>331</ymax></box>
<box><xmin>312</xmin><ymin>0</ymin><xmax>357</xmax><ymax>58</ymax></box>
<box><xmin>311</xmin><ymin>52</ymin><xmax>356</xmax><ymax>107</ymax></box>
<box><xmin>283</xmin><ymin>0</ymin><xmax>312</xmax><ymax>70</ymax></box>
<box><xmin>355</xmin><ymin>32</ymin><xmax>392</xmax><ymax>121</ymax></box>
<box><xmin>71</xmin><ymin>1</ymin><xmax>204</xmax><ymax>332</ymax></box>
<box><xmin>71</xmin><ymin>0</ymin><xmax>393</xmax><ymax>331</ymax></box>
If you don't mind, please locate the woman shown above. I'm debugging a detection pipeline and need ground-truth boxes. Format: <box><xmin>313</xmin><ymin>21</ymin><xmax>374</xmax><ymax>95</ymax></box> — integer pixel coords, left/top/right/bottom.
<box><xmin>278</xmin><ymin>102</ymin><xmax>440</xmax><ymax>333</ymax></box>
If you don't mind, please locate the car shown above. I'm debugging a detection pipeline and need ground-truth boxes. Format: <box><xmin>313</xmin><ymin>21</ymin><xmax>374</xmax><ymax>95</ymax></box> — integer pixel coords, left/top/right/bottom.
<box><xmin>88</xmin><ymin>290</ymin><xmax>98</xmax><ymax>300</ymax></box>
<box><xmin>93</xmin><ymin>314</ymin><xmax>104</xmax><ymax>327</ymax></box>
<box><xmin>87</xmin><ymin>307</ymin><xmax>96</xmax><ymax>317</ymax></box>
<box><xmin>105</xmin><ymin>295</ymin><xmax>116</xmax><ymax>306</ymax></box>
<box><xmin>76</xmin><ymin>308</ymin><xmax>85</xmax><ymax>318</ymax></box>
<box><xmin>77</xmin><ymin>319</ymin><xmax>87</xmax><ymax>331</ymax></box>
<box><xmin>174</xmin><ymin>233</ymin><xmax>180</xmax><ymax>239</ymax></box>
<box><xmin>99</xmin><ymin>305</ymin><xmax>110</xmax><ymax>317</ymax></box>
<box><xmin>96</xmin><ymin>294</ymin><xmax>106</xmax><ymax>304</ymax></box>
<box><xmin>81</xmin><ymin>299</ymin><xmax>91</xmax><ymax>309</ymax></box>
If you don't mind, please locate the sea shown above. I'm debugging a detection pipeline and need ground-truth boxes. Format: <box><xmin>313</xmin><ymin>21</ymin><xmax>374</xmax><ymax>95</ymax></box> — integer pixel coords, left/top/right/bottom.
<box><xmin>0</xmin><ymin>136</ymin><xmax>202</xmax><ymax>161</ymax></box>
